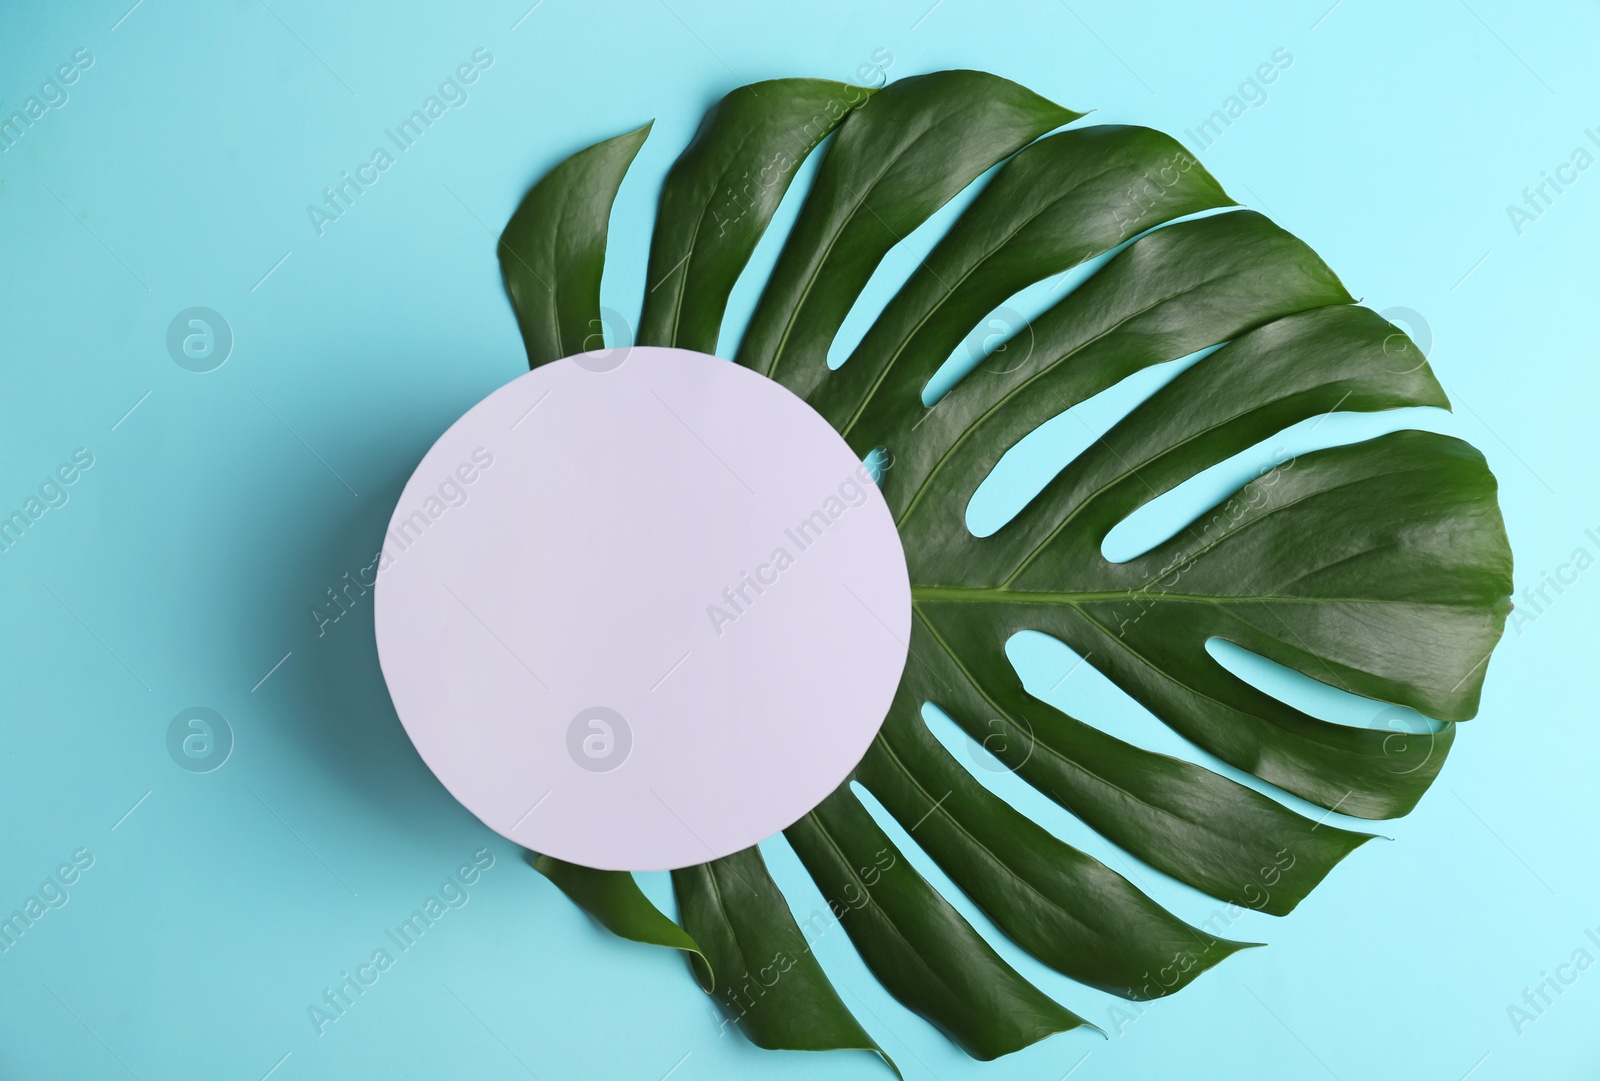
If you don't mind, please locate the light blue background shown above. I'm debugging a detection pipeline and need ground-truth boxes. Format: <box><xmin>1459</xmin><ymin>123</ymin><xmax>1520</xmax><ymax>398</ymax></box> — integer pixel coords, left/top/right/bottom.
<box><xmin>1</xmin><ymin>1</ymin><xmax>1595</xmax><ymax>1078</ymax></box>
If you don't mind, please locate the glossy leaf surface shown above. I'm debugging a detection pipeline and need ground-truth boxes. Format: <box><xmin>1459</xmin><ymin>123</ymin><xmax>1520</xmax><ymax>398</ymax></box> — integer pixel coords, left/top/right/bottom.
<box><xmin>496</xmin><ymin>70</ymin><xmax>1514</xmax><ymax>1067</ymax></box>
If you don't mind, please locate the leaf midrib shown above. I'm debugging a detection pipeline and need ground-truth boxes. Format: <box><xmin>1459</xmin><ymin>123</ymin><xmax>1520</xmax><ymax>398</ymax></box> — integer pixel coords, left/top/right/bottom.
<box><xmin>911</xmin><ymin>586</ymin><xmax>1483</xmax><ymax>607</ymax></box>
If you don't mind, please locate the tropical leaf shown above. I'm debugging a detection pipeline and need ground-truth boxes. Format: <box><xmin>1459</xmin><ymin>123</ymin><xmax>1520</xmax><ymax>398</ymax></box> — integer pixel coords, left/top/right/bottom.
<box><xmin>637</xmin><ymin>77</ymin><xmax>875</xmax><ymax>354</ymax></box>
<box><xmin>501</xmin><ymin>69</ymin><xmax>1514</xmax><ymax>1065</ymax></box>
<box><xmin>735</xmin><ymin>70</ymin><xmax>1082</xmax><ymax>398</ymax></box>
<box><xmin>671</xmin><ymin>847</ymin><xmax>899</xmax><ymax>1074</ymax></box>
<box><xmin>499</xmin><ymin>121</ymin><xmax>651</xmax><ymax>366</ymax></box>
<box><xmin>531</xmin><ymin>853</ymin><xmax>702</xmax><ymax>957</ymax></box>
<box><xmin>856</xmin><ymin>692</ymin><xmax>1265</xmax><ymax>984</ymax></box>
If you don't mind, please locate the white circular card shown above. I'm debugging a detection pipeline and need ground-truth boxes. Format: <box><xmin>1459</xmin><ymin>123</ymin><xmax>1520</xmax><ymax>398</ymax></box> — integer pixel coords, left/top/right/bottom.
<box><xmin>374</xmin><ymin>346</ymin><xmax>911</xmax><ymax>871</ymax></box>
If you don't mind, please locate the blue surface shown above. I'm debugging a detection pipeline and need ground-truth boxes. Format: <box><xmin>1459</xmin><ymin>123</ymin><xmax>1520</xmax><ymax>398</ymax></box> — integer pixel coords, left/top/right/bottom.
<box><xmin>1</xmin><ymin>1</ymin><xmax>1595</xmax><ymax>1078</ymax></box>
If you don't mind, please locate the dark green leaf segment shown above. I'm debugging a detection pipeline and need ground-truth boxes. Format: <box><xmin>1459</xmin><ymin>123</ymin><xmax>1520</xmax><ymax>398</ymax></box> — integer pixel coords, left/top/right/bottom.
<box><xmin>501</xmin><ymin>68</ymin><xmax>1513</xmax><ymax>1067</ymax></box>
<box><xmin>673</xmin><ymin>848</ymin><xmax>899</xmax><ymax>1074</ymax></box>
<box><xmin>531</xmin><ymin>853</ymin><xmax>702</xmax><ymax>957</ymax></box>
<box><xmin>499</xmin><ymin>122</ymin><xmax>651</xmax><ymax>367</ymax></box>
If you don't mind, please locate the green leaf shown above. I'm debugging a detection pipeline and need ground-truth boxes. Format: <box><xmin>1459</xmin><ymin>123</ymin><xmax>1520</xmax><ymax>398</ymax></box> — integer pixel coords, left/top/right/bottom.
<box><xmin>500</xmin><ymin>67</ymin><xmax>1515</xmax><ymax>1067</ymax></box>
<box><xmin>891</xmin><ymin>616</ymin><xmax>1374</xmax><ymax>916</ymax></box>
<box><xmin>736</xmin><ymin>70</ymin><xmax>1082</xmax><ymax>401</ymax></box>
<box><xmin>784</xmin><ymin>789</ymin><xmax>1096</xmax><ymax>1060</ymax></box>
<box><xmin>531</xmin><ymin>853</ymin><xmax>703</xmax><ymax>958</ymax></box>
<box><xmin>856</xmin><ymin>697</ymin><xmax>1263</xmax><ymax>989</ymax></box>
<box><xmin>672</xmin><ymin>848</ymin><xmax>897</xmax><ymax>1075</ymax></box>
<box><xmin>499</xmin><ymin>122</ymin><xmax>651</xmax><ymax>367</ymax></box>
<box><xmin>902</xmin><ymin>305</ymin><xmax>1511</xmax><ymax>816</ymax></box>
<box><xmin>862</xmin><ymin>209</ymin><xmax>1354</xmax><ymax>518</ymax></box>
<box><xmin>637</xmin><ymin>79</ymin><xmax>873</xmax><ymax>353</ymax></box>
<box><xmin>809</xmin><ymin>124</ymin><xmax>1235</xmax><ymax>433</ymax></box>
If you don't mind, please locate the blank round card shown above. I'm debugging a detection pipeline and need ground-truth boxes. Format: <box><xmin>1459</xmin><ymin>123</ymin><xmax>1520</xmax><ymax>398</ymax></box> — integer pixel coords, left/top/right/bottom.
<box><xmin>374</xmin><ymin>346</ymin><xmax>911</xmax><ymax>871</ymax></box>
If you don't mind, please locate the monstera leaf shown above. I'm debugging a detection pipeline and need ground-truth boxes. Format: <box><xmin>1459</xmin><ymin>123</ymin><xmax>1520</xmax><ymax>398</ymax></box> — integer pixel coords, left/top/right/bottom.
<box><xmin>496</xmin><ymin>71</ymin><xmax>1513</xmax><ymax>1068</ymax></box>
